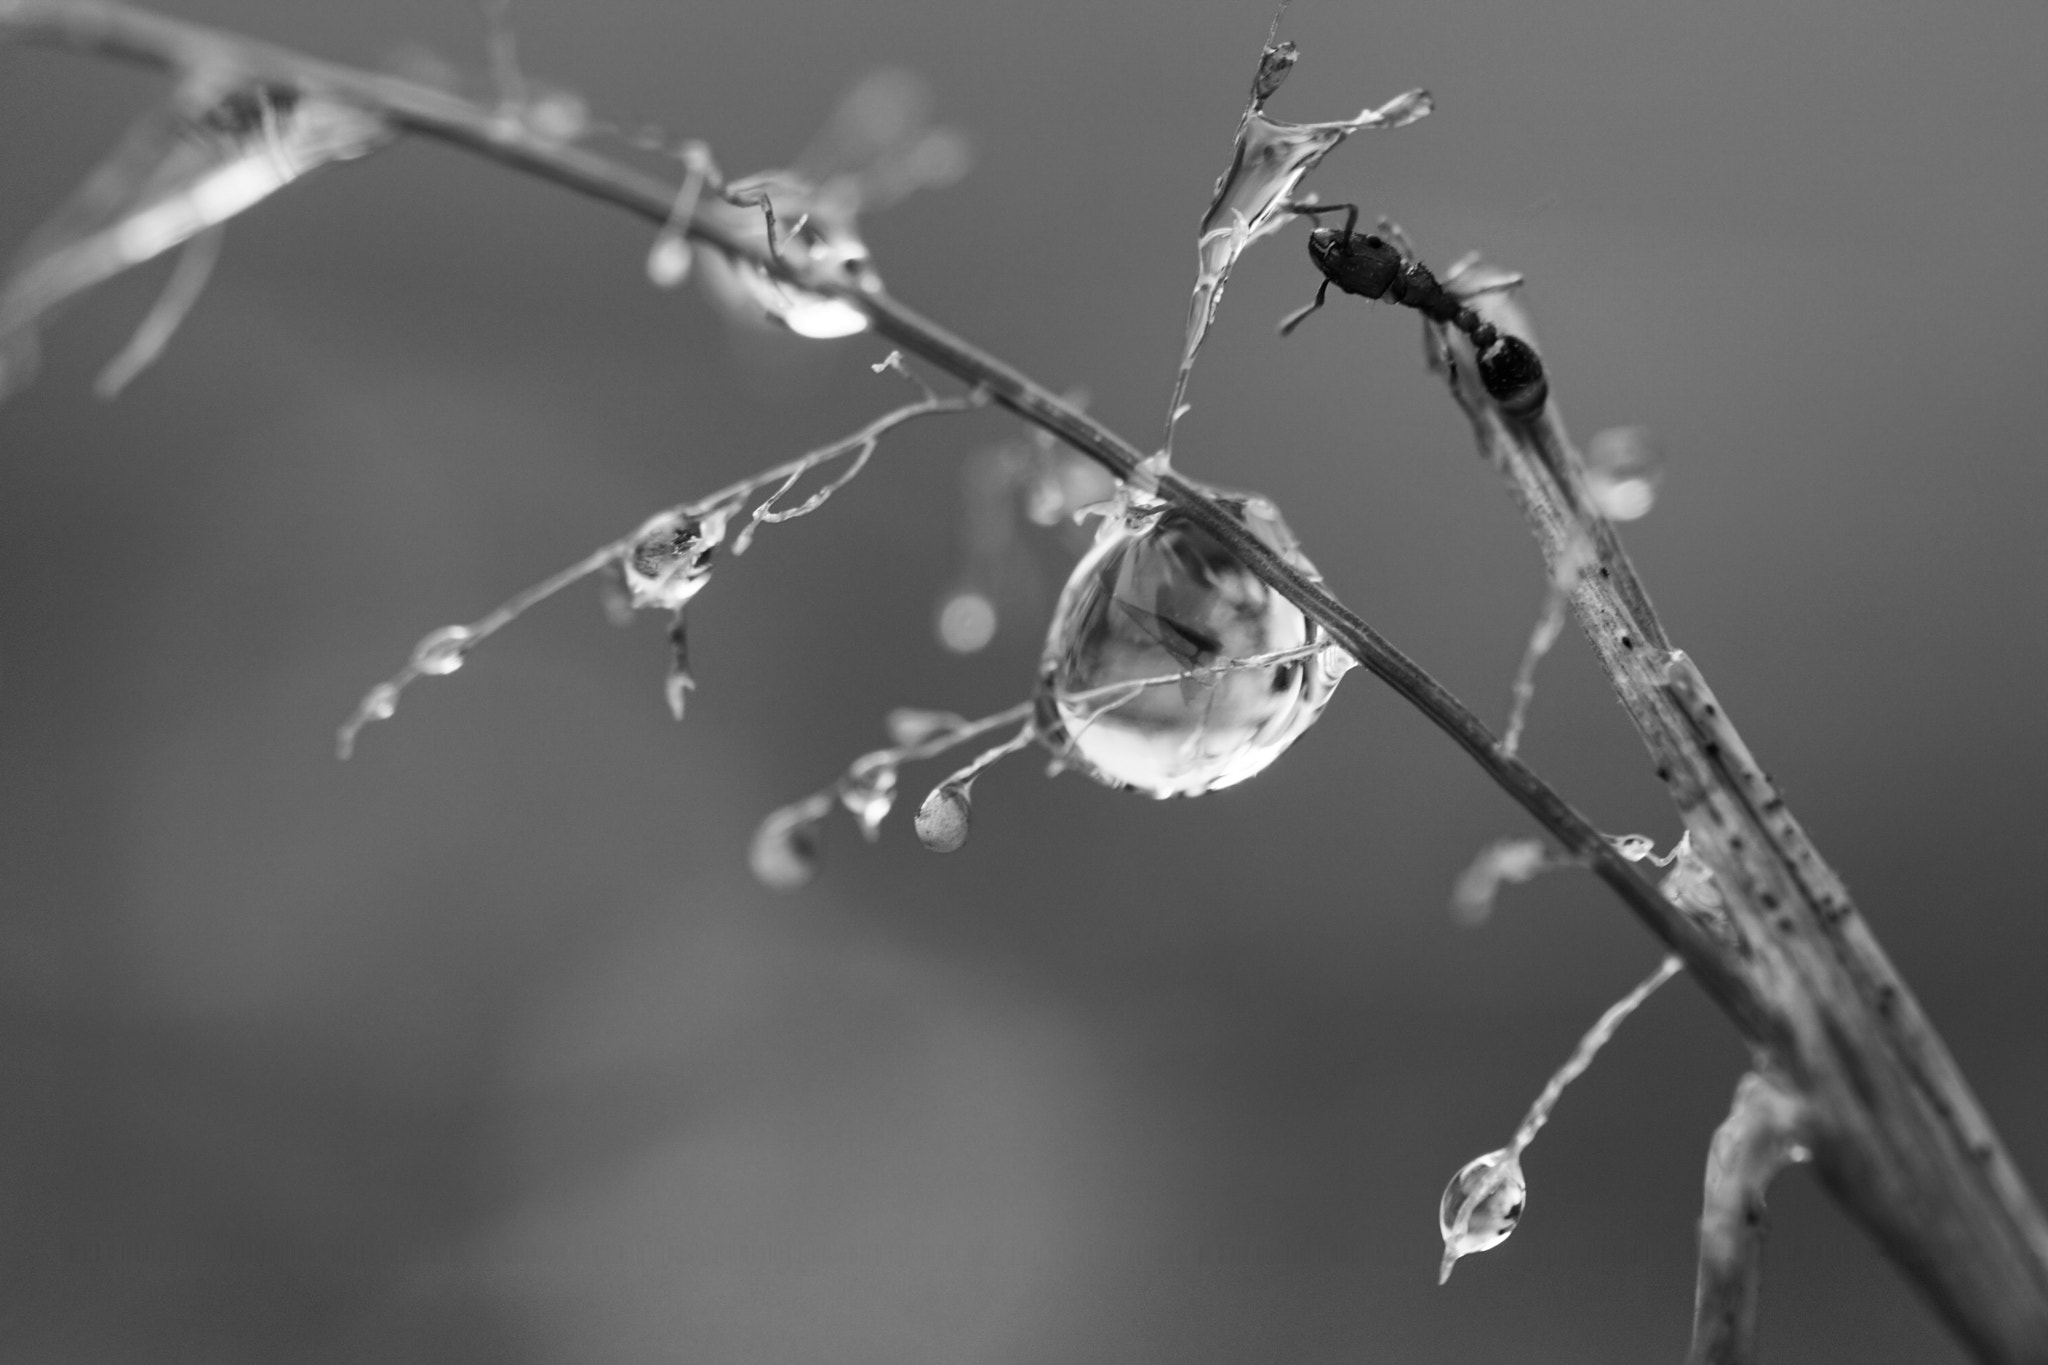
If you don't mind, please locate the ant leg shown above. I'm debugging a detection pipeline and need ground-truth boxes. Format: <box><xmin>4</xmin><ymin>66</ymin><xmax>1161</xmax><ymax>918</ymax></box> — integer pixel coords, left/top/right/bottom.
<box><xmin>1376</xmin><ymin>216</ymin><xmax>1420</xmax><ymax>261</ymax></box>
<box><xmin>1277</xmin><ymin>279</ymin><xmax>1331</xmax><ymax>336</ymax></box>
<box><xmin>1291</xmin><ymin>202</ymin><xmax>1361</xmax><ymax>238</ymax></box>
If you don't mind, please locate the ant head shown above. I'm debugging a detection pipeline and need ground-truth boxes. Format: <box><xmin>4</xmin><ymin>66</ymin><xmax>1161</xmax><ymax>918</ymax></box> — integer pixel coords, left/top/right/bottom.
<box><xmin>1306</xmin><ymin>227</ymin><xmax>1344</xmax><ymax>268</ymax></box>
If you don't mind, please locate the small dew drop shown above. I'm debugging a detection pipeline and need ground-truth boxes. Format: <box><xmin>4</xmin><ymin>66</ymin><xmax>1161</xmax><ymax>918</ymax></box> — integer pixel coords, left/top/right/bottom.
<box><xmin>646</xmin><ymin>232</ymin><xmax>692</xmax><ymax>287</ymax></box>
<box><xmin>1584</xmin><ymin>426</ymin><xmax>1661</xmax><ymax>522</ymax></box>
<box><xmin>750</xmin><ymin>805</ymin><xmax>823</xmax><ymax>890</ymax></box>
<box><xmin>914</xmin><ymin>781</ymin><xmax>972</xmax><ymax>853</ymax></box>
<box><xmin>886</xmin><ymin>707</ymin><xmax>966</xmax><ymax>747</ymax></box>
<box><xmin>623</xmin><ymin>508</ymin><xmax>726</xmax><ymax>612</ymax></box>
<box><xmin>363</xmin><ymin>683</ymin><xmax>399</xmax><ymax>721</ymax></box>
<box><xmin>936</xmin><ymin>590</ymin><xmax>997</xmax><ymax>653</ymax></box>
<box><xmin>840</xmin><ymin>759</ymin><xmax>898</xmax><ymax>842</ymax></box>
<box><xmin>1439</xmin><ymin>1148</ymin><xmax>1527</xmax><ymax>1284</ymax></box>
<box><xmin>1610</xmin><ymin>833</ymin><xmax>1657</xmax><ymax>863</ymax></box>
<box><xmin>410</xmin><ymin>624</ymin><xmax>473</xmax><ymax>676</ymax></box>
<box><xmin>1449</xmin><ymin>837</ymin><xmax>1552</xmax><ymax>927</ymax></box>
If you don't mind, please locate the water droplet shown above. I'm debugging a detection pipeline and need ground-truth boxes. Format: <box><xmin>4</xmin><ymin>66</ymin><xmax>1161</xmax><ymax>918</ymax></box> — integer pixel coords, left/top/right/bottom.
<box><xmin>1610</xmin><ymin>833</ymin><xmax>1656</xmax><ymax>863</ymax></box>
<box><xmin>915</xmin><ymin>781</ymin><xmax>972</xmax><ymax>853</ymax></box>
<box><xmin>622</xmin><ymin>507</ymin><xmax>727</xmax><ymax>611</ymax></box>
<box><xmin>697</xmin><ymin>183</ymin><xmax>876</xmax><ymax>339</ymax></box>
<box><xmin>886</xmin><ymin>708</ymin><xmax>966</xmax><ymax>747</ymax></box>
<box><xmin>363</xmin><ymin>683</ymin><xmax>399</xmax><ymax>721</ymax></box>
<box><xmin>936</xmin><ymin>590</ymin><xmax>997</xmax><ymax>653</ymax></box>
<box><xmin>1038</xmin><ymin>491</ymin><xmax>1341</xmax><ymax>798</ymax></box>
<box><xmin>1318</xmin><ymin>642</ymin><xmax>1358</xmax><ymax>681</ymax></box>
<box><xmin>1439</xmin><ymin>1148</ymin><xmax>1527</xmax><ymax>1283</ymax></box>
<box><xmin>410</xmin><ymin>624</ymin><xmax>473</xmax><ymax>676</ymax></box>
<box><xmin>1450</xmin><ymin>837</ymin><xmax>1553</xmax><ymax>926</ymax></box>
<box><xmin>750</xmin><ymin>803</ymin><xmax>824</xmax><ymax>890</ymax></box>
<box><xmin>840</xmin><ymin>757</ymin><xmax>898</xmax><ymax>841</ymax></box>
<box><xmin>1584</xmin><ymin>426</ymin><xmax>1661</xmax><ymax>522</ymax></box>
<box><xmin>646</xmin><ymin>232</ymin><xmax>692</xmax><ymax>287</ymax></box>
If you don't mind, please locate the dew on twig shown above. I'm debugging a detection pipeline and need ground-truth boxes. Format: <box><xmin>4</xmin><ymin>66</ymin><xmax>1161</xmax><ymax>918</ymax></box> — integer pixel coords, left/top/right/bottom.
<box><xmin>338</xmin><ymin>367</ymin><xmax>973</xmax><ymax>757</ymax></box>
<box><xmin>914</xmin><ymin>782</ymin><xmax>972</xmax><ymax>853</ymax></box>
<box><xmin>0</xmin><ymin>79</ymin><xmax>391</xmax><ymax>401</ymax></box>
<box><xmin>687</xmin><ymin>70</ymin><xmax>969</xmax><ymax>340</ymax></box>
<box><xmin>1437</xmin><ymin>954</ymin><xmax>1684</xmax><ymax>1280</ymax></box>
<box><xmin>1037</xmin><ymin>487</ymin><xmax>1346</xmax><ymax>797</ymax></box>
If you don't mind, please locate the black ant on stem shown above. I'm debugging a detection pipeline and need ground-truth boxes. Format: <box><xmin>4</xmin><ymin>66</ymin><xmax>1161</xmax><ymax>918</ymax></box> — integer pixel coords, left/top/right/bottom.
<box><xmin>1279</xmin><ymin>203</ymin><xmax>1549</xmax><ymax>417</ymax></box>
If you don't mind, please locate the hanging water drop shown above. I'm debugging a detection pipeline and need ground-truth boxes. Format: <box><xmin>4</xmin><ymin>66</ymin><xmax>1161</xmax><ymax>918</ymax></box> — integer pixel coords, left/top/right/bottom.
<box><xmin>622</xmin><ymin>506</ymin><xmax>727</xmax><ymax>612</ymax></box>
<box><xmin>750</xmin><ymin>800</ymin><xmax>826</xmax><ymax>890</ymax></box>
<box><xmin>915</xmin><ymin>781</ymin><xmax>972</xmax><ymax>853</ymax></box>
<box><xmin>1439</xmin><ymin>1147</ymin><xmax>1527</xmax><ymax>1283</ymax></box>
<box><xmin>1037</xmin><ymin>491</ymin><xmax>1341</xmax><ymax>798</ymax></box>
<box><xmin>840</xmin><ymin>757</ymin><xmax>898</xmax><ymax>841</ymax></box>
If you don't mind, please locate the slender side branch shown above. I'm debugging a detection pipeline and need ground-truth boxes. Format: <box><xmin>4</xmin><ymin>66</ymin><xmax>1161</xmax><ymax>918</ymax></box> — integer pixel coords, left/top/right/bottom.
<box><xmin>1689</xmin><ymin>1071</ymin><xmax>1813</xmax><ymax>1365</ymax></box>
<box><xmin>1436</xmin><ymin>284</ymin><xmax>2048</xmax><ymax>1361</ymax></box>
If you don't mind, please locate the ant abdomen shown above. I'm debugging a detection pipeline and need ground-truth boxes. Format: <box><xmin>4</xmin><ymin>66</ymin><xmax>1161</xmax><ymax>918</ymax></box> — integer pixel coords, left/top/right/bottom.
<box><xmin>1476</xmin><ymin>334</ymin><xmax>1548</xmax><ymax>416</ymax></box>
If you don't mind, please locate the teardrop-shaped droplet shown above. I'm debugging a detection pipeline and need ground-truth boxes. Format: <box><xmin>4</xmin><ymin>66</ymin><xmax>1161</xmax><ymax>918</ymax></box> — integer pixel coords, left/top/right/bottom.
<box><xmin>622</xmin><ymin>507</ymin><xmax>727</xmax><ymax>612</ymax></box>
<box><xmin>840</xmin><ymin>758</ymin><xmax>898</xmax><ymax>842</ymax></box>
<box><xmin>750</xmin><ymin>804</ymin><xmax>824</xmax><ymax>890</ymax></box>
<box><xmin>1439</xmin><ymin>1147</ymin><xmax>1527</xmax><ymax>1283</ymax></box>
<box><xmin>1037</xmin><ymin>491</ymin><xmax>1341</xmax><ymax>798</ymax></box>
<box><xmin>914</xmin><ymin>781</ymin><xmax>972</xmax><ymax>853</ymax></box>
<box><xmin>410</xmin><ymin>624</ymin><xmax>473</xmax><ymax>676</ymax></box>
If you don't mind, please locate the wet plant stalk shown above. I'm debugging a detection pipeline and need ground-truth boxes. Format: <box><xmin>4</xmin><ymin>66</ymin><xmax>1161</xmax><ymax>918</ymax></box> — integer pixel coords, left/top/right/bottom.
<box><xmin>5</xmin><ymin>4</ymin><xmax>2044</xmax><ymax>1358</ymax></box>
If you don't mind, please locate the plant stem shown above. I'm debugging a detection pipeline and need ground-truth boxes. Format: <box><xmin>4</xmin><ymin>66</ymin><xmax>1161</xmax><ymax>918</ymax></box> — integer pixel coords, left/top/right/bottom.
<box><xmin>1689</xmin><ymin>1071</ymin><xmax>1812</xmax><ymax>1365</ymax></box>
<box><xmin>6</xmin><ymin>3</ymin><xmax>2044</xmax><ymax>1357</ymax></box>
<box><xmin>1437</xmin><ymin>291</ymin><xmax>2048</xmax><ymax>1362</ymax></box>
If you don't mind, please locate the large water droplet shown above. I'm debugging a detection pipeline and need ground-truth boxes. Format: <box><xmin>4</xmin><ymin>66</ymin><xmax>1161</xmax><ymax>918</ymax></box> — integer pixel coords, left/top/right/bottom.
<box><xmin>1439</xmin><ymin>1147</ymin><xmax>1527</xmax><ymax>1283</ymax></box>
<box><xmin>1037</xmin><ymin>491</ymin><xmax>1341</xmax><ymax>797</ymax></box>
<box><xmin>915</xmin><ymin>781</ymin><xmax>972</xmax><ymax>852</ymax></box>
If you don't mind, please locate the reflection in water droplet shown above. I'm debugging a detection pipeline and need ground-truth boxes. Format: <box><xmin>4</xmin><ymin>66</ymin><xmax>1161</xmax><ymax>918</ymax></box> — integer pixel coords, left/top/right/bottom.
<box><xmin>1038</xmin><ymin>491</ymin><xmax>1341</xmax><ymax>797</ymax></box>
<box><xmin>1439</xmin><ymin>1148</ymin><xmax>1527</xmax><ymax>1283</ymax></box>
<box><xmin>936</xmin><ymin>590</ymin><xmax>998</xmax><ymax>653</ymax></box>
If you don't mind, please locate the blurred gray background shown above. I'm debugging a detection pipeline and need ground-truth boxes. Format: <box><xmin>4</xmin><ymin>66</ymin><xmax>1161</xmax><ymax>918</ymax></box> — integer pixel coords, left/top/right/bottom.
<box><xmin>3</xmin><ymin>0</ymin><xmax>2045</xmax><ymax>1360</ymax></box>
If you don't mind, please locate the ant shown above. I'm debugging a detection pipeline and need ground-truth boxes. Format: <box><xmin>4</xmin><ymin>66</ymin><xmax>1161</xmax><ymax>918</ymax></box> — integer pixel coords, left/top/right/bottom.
<box><xmin>1279</xmin><ymin>203</ymin><xmax>1549</xmax><ymax>417</ymax></box>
